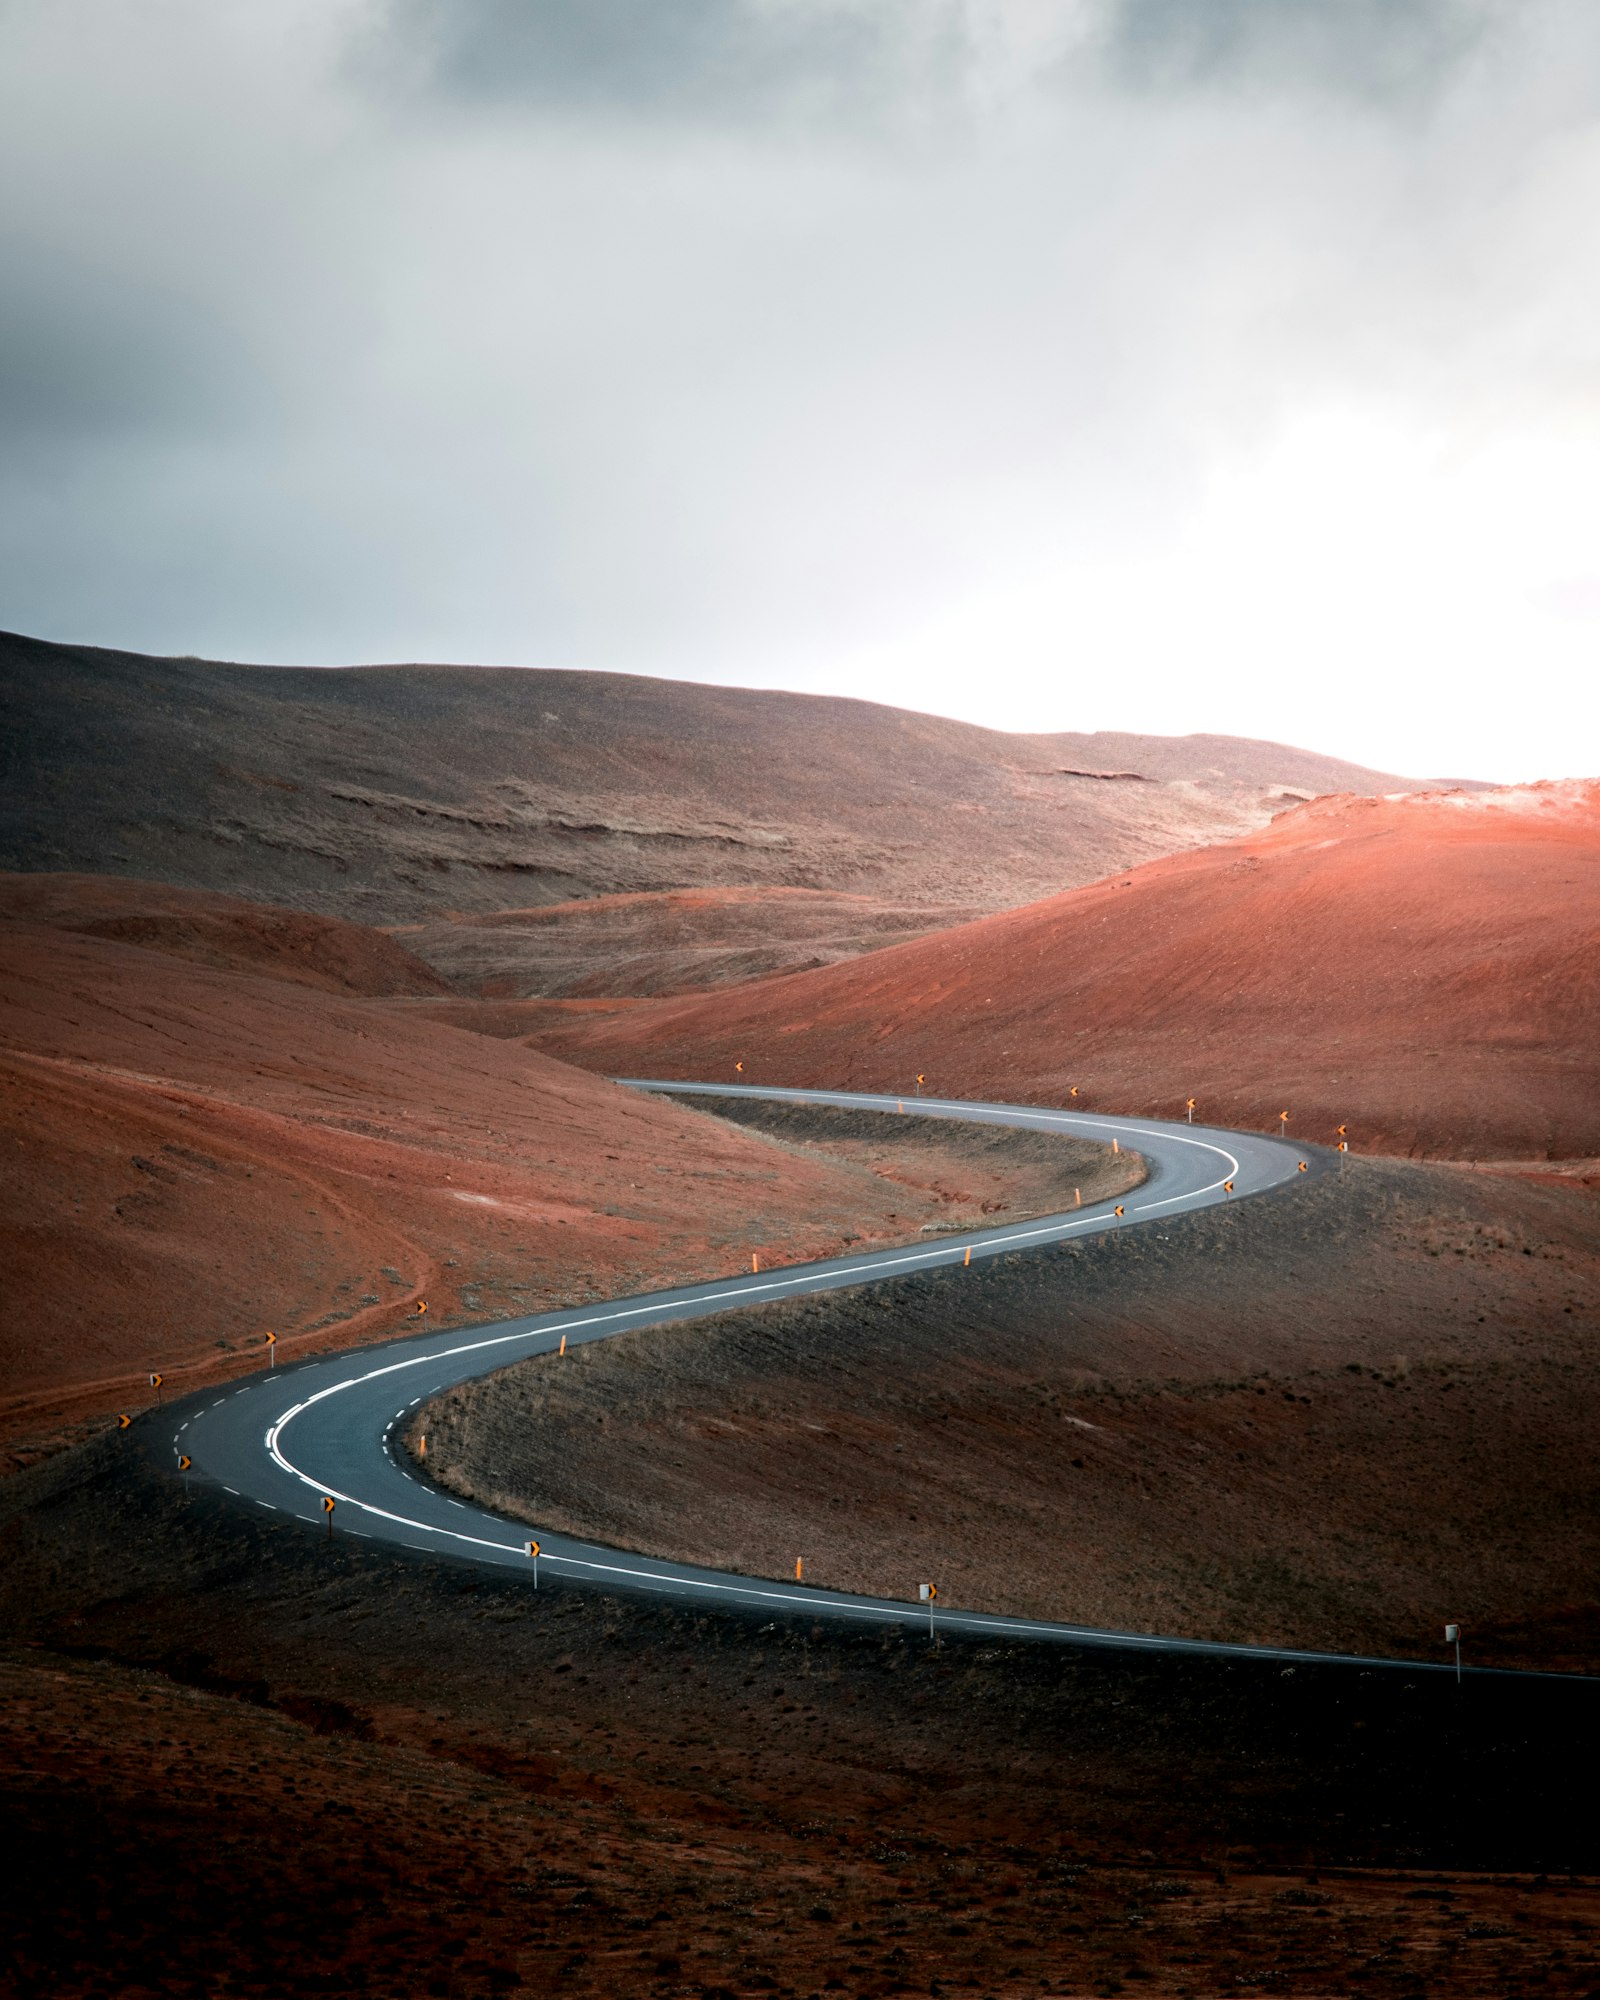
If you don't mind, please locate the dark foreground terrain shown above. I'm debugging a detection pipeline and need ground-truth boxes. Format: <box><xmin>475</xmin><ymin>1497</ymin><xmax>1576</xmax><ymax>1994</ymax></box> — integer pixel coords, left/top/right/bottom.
<box><xmin>2</xmin><ymin>1426</ymin><xmax>1596</xmax><ymax>2000</ymax></box>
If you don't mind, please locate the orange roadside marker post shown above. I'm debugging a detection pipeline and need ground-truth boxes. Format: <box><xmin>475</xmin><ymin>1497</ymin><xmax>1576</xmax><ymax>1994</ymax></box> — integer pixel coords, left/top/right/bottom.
<box><xmin>528</xmin><ymin>1539</ymin><xmax>541</xmax><ymax>1589</ymax></box>
<box><xmin>963</xmin><ymin>1244</ymin><xmax>971</xmax><ymax>1267</ymax></box>
<box><xmin>558</xmin><ymin>1333</ymin><xmax>567</xmax><ymax>1357</ymax></box>
<box><xmin>1074</xmin><ymin>1187</ymin><xmax>1081</xmax><ymax>1207</ymax></box>
<box><xmin>149</xmin><ymin>1372</ymin><xmax>163</xmax><ymax>1405</ymax></box>
<box><xmin>265</xmin><ymin>1330</ymin><xmax>277</xmax><ymax>1368</ymax></box>
<box><xmin>752</xmin><ymin>1253</ymin><xmax>760</xmax><ymax>1273</ymax></box>
<box><xmin>919</xmin><ymin>1581</ymin><xmax>939</xmax><ymax>1642</ymax></box>
<box><xmin>322</xmin><ymin>1495</ymin><xmax>335</xmax><ymax>1541</ymax></box>
<box><xmin>795</xmin><ymin>1556</ymin><xmax>804</xmax><ymax>1581</ymax></box>
<box><xmin>1112</xmin><ymin>1136</ymin><xmax>1119</xmax><ymax>1153</ymax></box>
<box><xmin>418</xmin><ymin>1433</ymin><xmax>427</xmax><ymax>1458</ymax></box>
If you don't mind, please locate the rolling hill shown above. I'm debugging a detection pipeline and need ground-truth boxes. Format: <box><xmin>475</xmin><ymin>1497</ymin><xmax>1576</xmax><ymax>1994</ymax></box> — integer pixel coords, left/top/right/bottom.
<box><xmin>3</xmin><ymin>629</ymin><xmax>1453</xmax><ymax>961</ymax></box>
<box><xmin>521</xmin><ymin>781</ymin><xmax>1600</xmax><ymax>1160</ymax></box>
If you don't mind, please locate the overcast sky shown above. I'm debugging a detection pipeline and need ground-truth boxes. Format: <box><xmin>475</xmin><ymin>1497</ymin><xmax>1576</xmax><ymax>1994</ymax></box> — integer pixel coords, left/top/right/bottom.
<box><xmin>3</xmin><ymin>1</ymin><xmax>1598</xmax><ymax>779</ymax></box>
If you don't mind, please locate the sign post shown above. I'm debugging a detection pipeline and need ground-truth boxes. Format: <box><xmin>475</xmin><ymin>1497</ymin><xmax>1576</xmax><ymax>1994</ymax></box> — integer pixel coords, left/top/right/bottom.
<box><xmin>1186</xmin><ymin>1098</ymin><xmax>1196</xmax><ymax>1124</ymax></box>
<box><xmin>915</xmin><ymin>1074</ymin><xmax>925</xmax><ymax>1096</ymax></box>
<box><xmin>919</xmin><ymin>1581</ymin><xmax>938</xmax><ymax>1642</ymax></box>
<box><xmin>149</xmin><ymin>1371</ymin><xmax>163</xmax><ymax>1405</ymax></box>
<box><xmin>322</xmin><ymin>1495</ymin><xmax>335</xmax><ymax>1541</ymax></box>
<box><xmin>1445</xmin><ymin>1622</ymin><xmax>1462</xmax><ymax>1683</ymax></box>
<box><xmin>528</xmin><ymin>1539</ymin><xmax>541</xmax><ymax>1589</ymax></box>
<box><xmin>266</xmin><ymin>1330</ymin><xmax>277</xmax><ymax>1368</ymax></box>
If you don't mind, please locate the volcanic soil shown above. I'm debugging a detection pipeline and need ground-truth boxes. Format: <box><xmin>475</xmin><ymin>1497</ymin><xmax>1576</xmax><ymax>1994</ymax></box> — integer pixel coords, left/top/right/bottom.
<box><xmin>1</xmin><ymin>896</ymin><xmax>1124</xmax><ymax>1465</ymax></box>
<box><xmin>423</xmin><ymin>1115</ymin><xmax>1600</xmax><ymax>1675</ymax></box>
<box><xmin>2</xmin><ymin>1426</ymin><xmax>1595</xmax><ymax>1999</ymax></box>
<box><xmin>522</xmin><ymin>780</ymin><xmax>1600</xmax><ymax>1162</ymax></box>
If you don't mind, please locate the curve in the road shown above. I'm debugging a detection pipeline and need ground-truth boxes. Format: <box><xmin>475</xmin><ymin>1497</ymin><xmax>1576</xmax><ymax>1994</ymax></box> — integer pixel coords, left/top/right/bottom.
<box><xmin>174</xmin><ymin>1082</ymin><xmax>1501</xmax><ymax>1678</ymax></box>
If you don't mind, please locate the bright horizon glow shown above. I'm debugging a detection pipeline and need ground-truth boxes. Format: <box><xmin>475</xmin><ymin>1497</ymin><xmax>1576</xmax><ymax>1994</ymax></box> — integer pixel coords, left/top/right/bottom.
<box><xmin>790</xmin><ymin>408</ymin><xmax>1600</xmax><ymax>779</ymax></box>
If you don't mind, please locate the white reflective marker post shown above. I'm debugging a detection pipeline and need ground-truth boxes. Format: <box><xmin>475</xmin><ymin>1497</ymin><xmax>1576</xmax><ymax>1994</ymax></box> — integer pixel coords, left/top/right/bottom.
<box><xmin>1445</xmin><ymin>1622</ymin><xmax>1461</xmax><ymax>1683</ymax></box>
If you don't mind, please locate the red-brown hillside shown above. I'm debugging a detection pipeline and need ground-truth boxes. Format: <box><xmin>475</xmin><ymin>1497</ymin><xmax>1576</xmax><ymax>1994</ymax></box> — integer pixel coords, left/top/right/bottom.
<box><xmin>0</xmin><ymin>917</ymin><xmax>997</xmax><ymax>1458</ymax></box>
<box><xmin>527</xmin><ymin>782</ymin><xmax>1600</xmax><ymax>1160</ymax></box>
<box><xmin>0</xmin><ymin>872</ymin><xmax>449</xmax><ymax>997</ymax></box>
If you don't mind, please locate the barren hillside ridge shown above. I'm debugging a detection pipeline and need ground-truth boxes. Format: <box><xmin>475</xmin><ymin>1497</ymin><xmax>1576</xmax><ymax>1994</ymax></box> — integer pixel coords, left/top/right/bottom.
<box><xmin>525</xmin><ymin>780</ymin><xmax>1600</xmax><ymax>1161</ymax></box>
<box><xmin>2</xmin><ymin>631</ymin><xmax>1455</xmax><ymax>963</ymax></box>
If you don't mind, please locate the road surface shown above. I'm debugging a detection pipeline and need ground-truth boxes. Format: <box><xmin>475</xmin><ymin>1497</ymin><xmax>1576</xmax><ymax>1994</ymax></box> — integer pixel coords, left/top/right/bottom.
<box><xmin>173</xmin><ymin>1082</ymin><xmax>1478</xmax><ymax>1673</ymax></box>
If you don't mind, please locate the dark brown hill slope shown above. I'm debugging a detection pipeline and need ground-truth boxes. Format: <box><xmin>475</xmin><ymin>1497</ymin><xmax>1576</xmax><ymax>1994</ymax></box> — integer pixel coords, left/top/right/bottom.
<box><xmin>1</xmin><ymin>628</ymin><xmax>1448</xmax><ymax>934</ymax></box>
<box><xmin>526</xmin><ymin>781</ymin><xmax>1600</xmax><ymax>1161</ymax></box>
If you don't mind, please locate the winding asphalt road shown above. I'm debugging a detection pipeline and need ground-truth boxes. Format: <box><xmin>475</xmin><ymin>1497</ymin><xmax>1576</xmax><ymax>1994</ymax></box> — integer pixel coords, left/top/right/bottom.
<box><xmin>172</xmin><ymin>1081</ymin><xmax>1446</xmax><ymax>1672</ymax></box>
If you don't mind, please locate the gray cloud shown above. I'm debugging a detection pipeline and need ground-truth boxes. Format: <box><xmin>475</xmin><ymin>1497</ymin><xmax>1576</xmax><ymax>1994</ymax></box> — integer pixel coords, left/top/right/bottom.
<box><xmin>372</xmin><ymin>0</ymin><xmax>968</xmax><ymax>131</ymax></box>
<box><xmin>0</xmin><ymin>0</ymin><xmax>1597</xmax><ymax>780</ymax></box>
<box><xmin>1099</xmin><ymin>0</ymin><xmax>1496</xmax><ymax>105</ymax></box>
<box><xmin>0</xmin><ymin>235</ymin><xmax>268</xmax><ymax>450</ymax></box>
